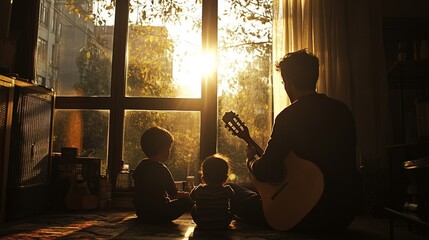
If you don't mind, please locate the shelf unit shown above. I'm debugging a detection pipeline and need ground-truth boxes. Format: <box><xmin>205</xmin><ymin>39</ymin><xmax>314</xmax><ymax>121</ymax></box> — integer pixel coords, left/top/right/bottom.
<box><xmin>387</xmin><ymin>60</ymin><xmax>429</xmax><ymax>144</ymax></box>
<box><xmin>384</xmin><ymin>18</ymin><xmax>429</xmax><ymax>239</ymax></box>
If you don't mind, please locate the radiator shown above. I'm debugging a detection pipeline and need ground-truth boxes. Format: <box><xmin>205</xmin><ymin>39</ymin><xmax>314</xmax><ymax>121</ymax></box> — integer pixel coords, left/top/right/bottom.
<box><xmin>5</xmin><ymin>80</ymin><xmax>54</xmax><ymax>220</ymax></box>
<box><xmin>0</xmin><ymin>77</ymin><xmax>13</xmax><ymax>223</ymax></box>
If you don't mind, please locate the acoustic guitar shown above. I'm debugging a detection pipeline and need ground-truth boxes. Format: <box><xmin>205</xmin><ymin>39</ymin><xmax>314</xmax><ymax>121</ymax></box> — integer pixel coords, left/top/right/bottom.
<box><xmin>64</xmin><ymin>171</ymin><xmax>98</xmax><ymax>210</ymax></box>
<box><xmin>222</xmin><ymin>111</ymin><xmax>324</xmax><ymax>231</ymax></box>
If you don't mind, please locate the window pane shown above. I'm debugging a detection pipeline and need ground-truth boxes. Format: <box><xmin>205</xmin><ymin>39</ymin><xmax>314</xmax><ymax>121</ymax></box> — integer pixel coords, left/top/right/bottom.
<box><xmin>217</xmin><ymin>0</ymin><xmax>273</xmax><ymax>184</ymax></box>
<box><xmin>39</xmin><ymin>0</ymin><xmax>50</xmax><ymax>27</ymax></box>
<box><xmin>125</xmin><ymin>1</ymin><xmax>202</xmax><ymax>98</ymax></box>
<box><xmin>53</xmin><ymin>109</ymin><xmax>109</xmax><ymax>173</ymax></box>
<box><xmin>36</xmin><ymin>0</ymin><xmax>114</xmax><ymax>96</ymax></box>
<box><xmin>37</xmin><ymin>38</ymin><xmax>48</xmax><ymax>62</ymax></box>
<box><xmin>123</xmin><ymin>111</ymin><xmax>200</xmax><ymax>181</ymax></box>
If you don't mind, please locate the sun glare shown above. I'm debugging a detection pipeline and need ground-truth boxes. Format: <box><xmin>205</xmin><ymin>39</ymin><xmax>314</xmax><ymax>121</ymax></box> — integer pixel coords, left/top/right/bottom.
<box><xmin>200</xmin><ymin>51</ymin><xmax>216</xmax><ymax>78</ymax></box>
<box><xmin>176</xmin><ymin>51</ymin><xmax>217</xmax><ymax>97</ymax></box>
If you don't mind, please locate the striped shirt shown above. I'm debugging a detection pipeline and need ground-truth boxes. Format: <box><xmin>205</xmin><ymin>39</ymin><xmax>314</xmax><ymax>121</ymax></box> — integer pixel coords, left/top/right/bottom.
<box><xmin>190</xmin><ymin>184</ymin><xmax>234</xmax><ymax>229</ymax></box>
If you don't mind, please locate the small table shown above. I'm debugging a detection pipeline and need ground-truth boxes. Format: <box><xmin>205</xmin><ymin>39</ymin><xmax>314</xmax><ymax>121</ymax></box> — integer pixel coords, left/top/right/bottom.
<box><xmin>384</xmin><ymin>207</ymin><xmax>429</xmax><ymax>240</ymax></box>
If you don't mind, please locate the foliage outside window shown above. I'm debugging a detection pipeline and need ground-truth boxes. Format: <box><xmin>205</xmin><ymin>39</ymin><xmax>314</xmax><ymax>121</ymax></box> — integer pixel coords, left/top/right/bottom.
<box><xmin>37</xmin><ymin>0</ymin><xmax>273</xmax><ymax>185</ymax></box>
<box><xmin>217</xmin><ymin>0</ymin><xmax>273</xmax><ymax>183</ymax></box>
<box><xmin>126</xmin><ymin>25</ymin><xmax>176</xmax><ymax>97</ymax></box>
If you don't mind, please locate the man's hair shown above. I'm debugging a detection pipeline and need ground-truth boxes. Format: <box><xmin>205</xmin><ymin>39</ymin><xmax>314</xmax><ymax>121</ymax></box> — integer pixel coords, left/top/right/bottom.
<box><xmin>201</xmin><ymin>154</ymin><xmax>229</xmax><ymax>185</ymax></box>
<box><xmin>140</xmin><ymin>126</ymin><xmax>174</xmax><ymax>157</ymax></box>
<box><xmin>275</xmin><ymin>49</ymin><xmax>319</xmax><ymax>90</ymax></box>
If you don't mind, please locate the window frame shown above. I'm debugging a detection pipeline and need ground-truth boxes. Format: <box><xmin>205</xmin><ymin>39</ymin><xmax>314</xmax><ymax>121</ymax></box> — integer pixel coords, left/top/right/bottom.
<box><xmin>53</xmin><ymin>0</ymin><xmax>219</xmax><ymax>179</ymax></box>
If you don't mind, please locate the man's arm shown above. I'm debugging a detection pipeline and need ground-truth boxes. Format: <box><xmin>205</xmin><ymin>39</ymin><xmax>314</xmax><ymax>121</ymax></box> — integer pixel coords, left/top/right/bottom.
<box><xmin>247</xmin><ymin>113</ymin><xmax>291</xmax><ymax>183</ymax></box>
<box><xmin>246</xmin><ymin>144</ymin><xmax>258</xmax><ymax>175</ymax></box>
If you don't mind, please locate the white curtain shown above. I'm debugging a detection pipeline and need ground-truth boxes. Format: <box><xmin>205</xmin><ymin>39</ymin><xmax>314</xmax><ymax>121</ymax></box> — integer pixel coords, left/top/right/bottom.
<box><xmin>273</xmin><ymin>0</ymin><xmax>391</xmax><ymax>168</ymax></box>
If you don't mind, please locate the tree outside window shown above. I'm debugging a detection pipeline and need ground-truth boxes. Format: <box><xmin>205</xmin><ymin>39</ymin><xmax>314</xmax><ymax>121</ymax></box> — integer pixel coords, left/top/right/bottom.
<box><xmin>40</xmin><ymin>0</ymin><xmax>273</xmax><ymax>185</ymax></box>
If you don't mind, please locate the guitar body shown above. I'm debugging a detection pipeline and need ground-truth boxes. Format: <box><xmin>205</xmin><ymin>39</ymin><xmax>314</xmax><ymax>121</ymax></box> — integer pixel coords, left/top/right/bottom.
<box><xmin>222</xmin><ymin>111</ymin><xmax>325</xmax><ymax>231</ymax></box>
<box><xmin>65</xmin><ymin>179</ymin><xmax>98</xmax><ymax>210</ymax></box>
<box><xmin>249</xmin><ymin>151</ymin><xmax>324</xmax><ymax>231</ymax></box>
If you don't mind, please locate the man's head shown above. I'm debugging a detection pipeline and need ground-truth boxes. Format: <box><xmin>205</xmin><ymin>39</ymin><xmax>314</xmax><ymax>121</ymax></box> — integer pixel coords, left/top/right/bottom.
<box><xmin>275</xmin><ymin>49</ymin><xmax>319</xmax><ymax>100</ymax></box>
<box><xmin>201</xmin><ymin>154</ymin><xmax>230</xmax><ymax>186</ymax></box>
<box><xmin>140</xmin><ymin>126</ymin><xmax>174</xmax><ymax>159</ymax></box>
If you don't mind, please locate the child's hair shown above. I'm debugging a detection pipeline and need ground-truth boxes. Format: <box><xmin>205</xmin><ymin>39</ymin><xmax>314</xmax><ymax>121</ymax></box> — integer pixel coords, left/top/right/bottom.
<box><xmin>140</xmin><ymin>126</ymin><xmax>174</xmax><ymax>157</ymax></box>
<box><xmin>201</xmin><ymin>154</ymin><xmax>229</xmax><ymax>185</ymax></box>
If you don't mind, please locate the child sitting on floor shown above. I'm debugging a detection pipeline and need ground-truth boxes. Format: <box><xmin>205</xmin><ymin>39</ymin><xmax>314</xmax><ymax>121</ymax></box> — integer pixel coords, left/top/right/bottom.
<box><xmin>132</xmin><ymin>126</ymin><xmax>193</xmax><ymax>223</ymax></box>
<box><xmin>190</xmin><ymin>154</ymin><xmax>235</xmax><ymax>229</ymax></box>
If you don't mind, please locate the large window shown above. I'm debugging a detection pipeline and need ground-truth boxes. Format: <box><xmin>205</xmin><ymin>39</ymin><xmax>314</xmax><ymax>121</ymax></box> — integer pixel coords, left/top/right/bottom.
<box><xmin>36</xmin><ymin>0</ymin><xmax>273</xmax><ymax>186</ymax></box>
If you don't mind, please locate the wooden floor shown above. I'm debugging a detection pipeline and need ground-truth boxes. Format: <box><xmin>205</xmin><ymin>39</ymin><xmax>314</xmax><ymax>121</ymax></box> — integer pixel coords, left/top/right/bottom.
<box><xmin>0</xmin><ymin>210</ymin><xmax>428</xmax><ymax>239</ymax></box>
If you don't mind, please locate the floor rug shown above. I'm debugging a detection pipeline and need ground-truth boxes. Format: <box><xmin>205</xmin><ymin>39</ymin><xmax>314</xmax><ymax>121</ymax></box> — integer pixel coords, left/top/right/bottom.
<box><xmin>1</xmin><ymin>210</ymin><xmax>428</xmax><ymax>239</ymax></box>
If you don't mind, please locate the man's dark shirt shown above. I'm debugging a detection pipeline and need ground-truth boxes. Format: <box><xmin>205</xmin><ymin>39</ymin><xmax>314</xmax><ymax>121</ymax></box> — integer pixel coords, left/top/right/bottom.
<box><xmin>249</xmin><ymin>93</ymin><xmax>360</xmax><ymax>231</ymax></box>
<box><xmin>132</xmin><ymin>159</ymin><xmax>177</xmax><ymax>211</ymax></box>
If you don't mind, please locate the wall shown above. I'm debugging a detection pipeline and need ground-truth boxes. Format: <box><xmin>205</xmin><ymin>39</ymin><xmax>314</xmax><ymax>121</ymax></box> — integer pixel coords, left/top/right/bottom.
<box><xmin>382</xmin><ymin>0</ymin><xmax>429</xmax><ymax>19</ymax></box>
<box><xmin>0</xmin><ymin>0</ymin><xmax>12</xmax><ymax>39</ymax></box>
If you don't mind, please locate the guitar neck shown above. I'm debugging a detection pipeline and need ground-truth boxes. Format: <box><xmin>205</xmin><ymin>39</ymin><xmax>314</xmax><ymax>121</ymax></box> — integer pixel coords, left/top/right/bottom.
<box><xmin>245</xmin><ymin>137</ymin><xmax>264</xmax><ymax>157</ymax></box>
<box><xmin>221</xmin><ymin>111</ymin><xmax>265</xmax><ymax>157</ymax></box>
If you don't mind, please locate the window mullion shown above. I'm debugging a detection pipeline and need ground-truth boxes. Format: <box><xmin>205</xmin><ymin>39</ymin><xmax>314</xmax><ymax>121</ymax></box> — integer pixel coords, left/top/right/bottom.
<box><xmin>200</xmin><ymin>0</ymin><xmax>218</xmax><ymax>161</ymax></box>
<box><xmin>109</xmin><ymin>0</ymin><xmax>129</xmax><ymax>178</ymax></box>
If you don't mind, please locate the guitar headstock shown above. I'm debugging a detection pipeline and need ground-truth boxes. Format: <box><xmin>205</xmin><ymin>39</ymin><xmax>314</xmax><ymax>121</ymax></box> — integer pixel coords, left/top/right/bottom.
<box><xmin>222</xmin><ymin>111</ymin><xmax>250</xmax><ymax>141</ymax></box>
